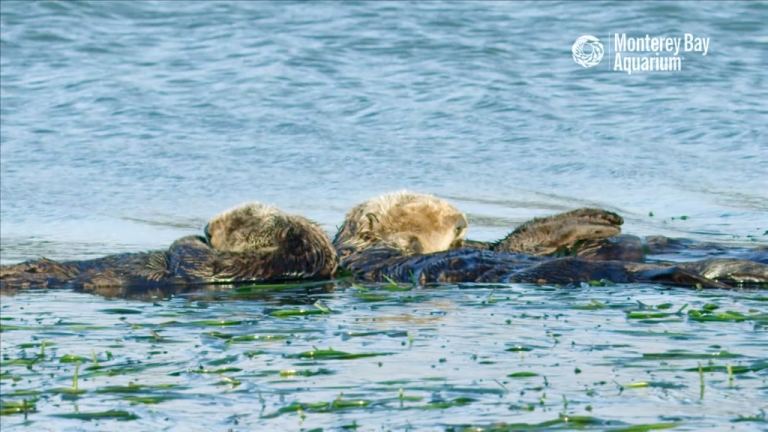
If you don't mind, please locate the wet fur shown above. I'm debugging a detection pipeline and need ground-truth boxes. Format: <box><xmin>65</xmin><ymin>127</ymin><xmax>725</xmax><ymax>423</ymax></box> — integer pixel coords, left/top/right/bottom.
<box><xmin>493</xmin><ymin>208</ymin><xmax>623</xmax><ymax>255</ymax></box>
<box><xmin>2</xmin><ymin>195</ymin><xmax>766</xmax><ymax>295</ymax></box>
<box><xmin>1</xmin><ymin>203</ymin><xmax>338</xmax><ymax>294</ymax></box>
<box><xmin>337</xmin><ymin>194</ymin><xmax>766</xmax><ymax>288</ymax></box>
<box><xmin>205</xmin><ymin>203</ymin><xmax>338</xmax><ymax>279</ymax></box>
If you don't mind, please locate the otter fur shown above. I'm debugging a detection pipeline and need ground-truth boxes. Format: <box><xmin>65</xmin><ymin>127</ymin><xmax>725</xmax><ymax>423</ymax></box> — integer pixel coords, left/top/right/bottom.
<box><xmin>492</xmin><ymin>208</ymin><xmax>624</xmax><ymax>255</ymax></box>
<box><xmin>334</xmin><ymin>192</ymin><xmax>766</xmax><ymax>288</ymax></box>
<box><xmin>333</xmin><ymin>191</ymin><xmax>468</xmax><ymax>258</ymax></box>
<box><xmin>2</xmin><ymin>194</ymin><xmax>766</xmax><ymax>295</ymax></box>
<box><xmin>203</xmin><ymin>202</ymin><xmax>338</xmax><ymax>279</ymax></box>
<box><xmin>0</xmin><ymin>202</ymin><xmax>338</xmax><ymax>295</ymax></box>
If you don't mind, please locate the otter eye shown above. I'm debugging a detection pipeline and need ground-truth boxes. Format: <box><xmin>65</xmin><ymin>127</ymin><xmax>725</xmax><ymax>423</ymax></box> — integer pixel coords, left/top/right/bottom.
<box><xmin>365</xmin><ymin>213</ymin><xmax>379</xmax><ymax>228</ymax></box>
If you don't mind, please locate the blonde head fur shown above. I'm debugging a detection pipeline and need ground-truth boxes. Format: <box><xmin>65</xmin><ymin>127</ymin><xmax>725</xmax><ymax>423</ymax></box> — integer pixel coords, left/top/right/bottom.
<box><xmin>334</xmin><ymin>191</ymin><xmax>468</xmax><ymax>255</ymax></box>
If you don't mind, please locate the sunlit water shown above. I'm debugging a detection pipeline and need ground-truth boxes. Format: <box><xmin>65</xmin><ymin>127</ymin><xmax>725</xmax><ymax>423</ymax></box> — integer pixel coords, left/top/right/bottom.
<box><xmin>0</xmin><ymin>1</ymin><xmax>767</xmax><ymax>430</ymax></box>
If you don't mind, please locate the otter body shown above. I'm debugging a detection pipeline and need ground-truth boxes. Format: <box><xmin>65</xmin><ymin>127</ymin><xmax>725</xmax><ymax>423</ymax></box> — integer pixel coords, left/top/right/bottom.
<box><xmin>336</xmin><ymin>193</ymin><xmax>768</xmax><ymax>289</ymax></box>
<box><xmin>0</xmin><ymin>203</ymin><xmax>338</xmax><ymax>296</ymax></box>
<box><xmin>339</xmin><ymin>237</ymin><xmax>767</xmax><ymax>289</ymax></box>
<box><xmin>2</xmin><ymin>193</ymin><xmax>766</xmax><ymax>296</ymax></box>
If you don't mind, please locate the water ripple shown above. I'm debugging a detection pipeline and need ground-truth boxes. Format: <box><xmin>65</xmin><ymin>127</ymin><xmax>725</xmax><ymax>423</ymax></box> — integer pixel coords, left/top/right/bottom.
<box><xmin>1</xmin><ymin>1</ymin><xmax>766</xmax><ymax>261</ymax></box>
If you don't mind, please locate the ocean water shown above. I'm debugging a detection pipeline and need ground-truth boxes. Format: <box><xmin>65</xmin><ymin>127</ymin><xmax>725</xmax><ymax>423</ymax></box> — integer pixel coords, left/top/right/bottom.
<box><xmin>1</xmin><ymin>2</ymin><xmax>767</xmax><ymax>431</ymax></box>
<box><xmin>1</xmin><ymin>285</ymin><xmax>767</xmax><ymax>430</ymax></box>
<box><xmin>1</xmin><ymin>1</ymin><xmax>766</xmax><ymax>263</ymax></box>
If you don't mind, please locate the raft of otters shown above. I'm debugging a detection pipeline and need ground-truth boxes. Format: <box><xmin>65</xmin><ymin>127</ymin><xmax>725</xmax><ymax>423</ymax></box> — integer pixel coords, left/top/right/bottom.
<box><xmin>1</xmin><ymin>191</ymin><xmax>766</xmax><ymax>298</ymax></box>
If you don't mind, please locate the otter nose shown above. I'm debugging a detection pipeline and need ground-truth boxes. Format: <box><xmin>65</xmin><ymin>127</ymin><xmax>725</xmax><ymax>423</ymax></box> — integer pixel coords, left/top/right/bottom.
<box><xmin>407</xmin><ymin>236</ymin><xmax>423</xmax><ymax>254</ymax></box>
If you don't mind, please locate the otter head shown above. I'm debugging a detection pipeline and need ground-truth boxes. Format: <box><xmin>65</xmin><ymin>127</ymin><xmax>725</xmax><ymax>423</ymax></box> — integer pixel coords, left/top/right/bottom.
<box><xmin>204</xmin><ymin>202</ymin><xmax>338</xmax><ymax>280</ymax></box>
<box><xmin>204</xmin><ymin>203</ymin><xmax>287</xmax><ymax>253</ymax></box>
<box><xmin>336</xmin><ymin>191</ymin><xmax>468</xmax><ymax>256</ymax></box>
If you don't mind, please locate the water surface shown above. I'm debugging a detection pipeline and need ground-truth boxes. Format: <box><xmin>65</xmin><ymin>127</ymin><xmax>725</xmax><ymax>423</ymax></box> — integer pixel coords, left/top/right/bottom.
<box><xmin>1</xmin><ymin>1</ymin><xmax>767</xmax><ymax>430</ymax></box>
<box><xmin>2</xmin><ymin>284</ymin><xmax>767</xmax><ymax>430</ymax></box>
<box><xmin>1</xmin><ymin>1</ymin><xmax>766</xmax><ymax>261</ymax></box>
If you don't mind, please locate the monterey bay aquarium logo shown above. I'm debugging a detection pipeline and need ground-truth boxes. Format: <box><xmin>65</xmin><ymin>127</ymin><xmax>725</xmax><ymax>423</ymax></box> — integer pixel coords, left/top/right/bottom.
<box><xmin>572</xmin><ymin>33</ymin><xmax>710</xmax><ymax>74</ymax></box>
<box><xmin>571</xmin><ymin>35</ymin><xmax>604</xmax><ymax>68</ymax></box>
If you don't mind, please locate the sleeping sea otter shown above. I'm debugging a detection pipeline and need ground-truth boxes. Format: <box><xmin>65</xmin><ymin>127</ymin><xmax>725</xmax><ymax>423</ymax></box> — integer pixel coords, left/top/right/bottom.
<box><xmin>335</xmin><ymin>192</ymin><xmax>767</xmax><ymax>289</ymax></box>
<box><xmin>0</xmin><ymin>203</ymin><xmax>337</xmax><ymax>296</ymax></box>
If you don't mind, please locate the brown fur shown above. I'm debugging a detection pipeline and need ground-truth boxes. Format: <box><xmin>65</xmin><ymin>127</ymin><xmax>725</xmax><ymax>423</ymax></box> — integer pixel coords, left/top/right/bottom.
<box><xmin>208</xmin><ymin>203</ymin><xmax>294</xmax><ymax>253</ymax></box>
<box><xmin>1</xmin><ymin>203</ymin><xmax>339</xmax><ymax>294</ymax></box>
<box><xmin>205</xmin><ymin>202</ymin><xmax>338</xmax><ymax>279</ymax></box>
<box><xmin>493</xmin><ymin>208</ymin><xmax>623</xmax><ymax>255</ymax></box>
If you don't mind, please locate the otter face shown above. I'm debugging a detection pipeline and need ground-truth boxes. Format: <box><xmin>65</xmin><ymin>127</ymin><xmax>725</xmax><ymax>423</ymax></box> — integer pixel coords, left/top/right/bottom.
<box><xmin>205</xmin><ymin>203</ymin><xmax>287</xmax><ymax>253</ymax></box>
<box><xmin>337</xmin><ymin>191</ymin><xmax>468</xmax><ymax>256</ymax></box>
<box><xmin>384</xmin><ymin>201</ymin><xmax>468</xmax><ymax>254</ymax></box>
<box><xmin>203</xmin><ymin>202</ymin><xmax>338</xmax><ymax>280</ymax></box>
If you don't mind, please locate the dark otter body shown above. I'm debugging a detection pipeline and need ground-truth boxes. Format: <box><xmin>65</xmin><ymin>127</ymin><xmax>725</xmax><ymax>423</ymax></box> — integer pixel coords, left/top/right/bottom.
<box><xmin>338</xmin><ymin>208</ymin><xmax>768</xmax><ymax>289</ymax></box>
<box><xmin>340</xmin><ymin>242</ymin><xmax>767</xmax><ymax>289</ymax></box>
<box><xmin>0</xmin><ymin>235</ymin><xmax>338</xmax><ymax>297</ymax></box>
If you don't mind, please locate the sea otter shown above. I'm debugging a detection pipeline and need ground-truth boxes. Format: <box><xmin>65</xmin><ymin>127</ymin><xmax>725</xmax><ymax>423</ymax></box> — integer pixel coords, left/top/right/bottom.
<box><xmin>1</xmin><ymin>194</ymin><xmax>766</xmax><ymax>296</ymax></box>
<box><xmin>335</xmin><ymin>192</ymin><xmax>768</xmax><ymax>289</ymax></box>
<box><xmin>334</xmin><ymin>191</ymin><xmax>625</xmax><ymax>258</ymax></box>
<box><xmin>0</xmin><ymin>202</ymin><xmax>337</xmax><ymax>296</ymax></box>
<box><xmin>333</xmin><ymin>191</ymin><xmax>469</xmax><ymax>257</ymax></box>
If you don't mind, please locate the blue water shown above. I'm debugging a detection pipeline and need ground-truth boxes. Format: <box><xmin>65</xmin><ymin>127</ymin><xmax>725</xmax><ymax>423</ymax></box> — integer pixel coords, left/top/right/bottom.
<box><xmin>2</xmin><ymin>3</ymin><xmax>768</xmax><ymax>430</ymax></box>
<box><xmin>1</xmin><ymin>1</ymin><xmax>766</xmax><ymax>263</ymax></box>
